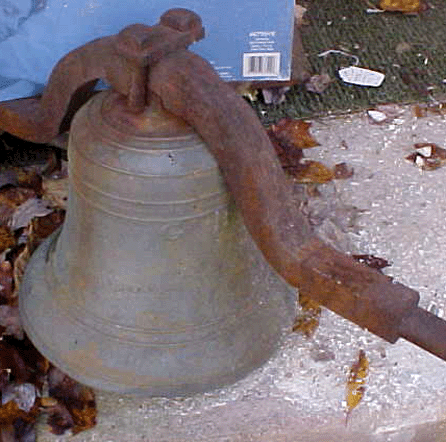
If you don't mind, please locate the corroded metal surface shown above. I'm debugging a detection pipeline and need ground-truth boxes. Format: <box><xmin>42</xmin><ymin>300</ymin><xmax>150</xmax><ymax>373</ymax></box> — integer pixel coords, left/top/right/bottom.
<box><xmin>1</xmin><ymin>8</ymin><xmax>446</xmax><ymax>363</ymax></box>
<box><xmin>19</xmin><ymin>90</ymin><xmax>294</xmax><ymax>394</ymax></box>
<box><xmin>0</xmin><ymin>8</ymin><xmax>204</xmax><ymax>142</ymax></box>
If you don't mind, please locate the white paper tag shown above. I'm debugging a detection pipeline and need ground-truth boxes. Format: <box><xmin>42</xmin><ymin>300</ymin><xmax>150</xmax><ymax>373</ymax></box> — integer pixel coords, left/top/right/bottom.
<box><xmin>338</xmin><ymin>66</ymin><xmax>385</xmax><ymax>87</ymax></box>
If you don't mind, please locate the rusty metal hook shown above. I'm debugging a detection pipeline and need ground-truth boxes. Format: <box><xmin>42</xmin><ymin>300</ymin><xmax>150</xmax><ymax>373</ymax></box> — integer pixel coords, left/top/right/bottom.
<box><xmin>1</xmin><ymin>9</ymin><xmax>446</xmax><ymax>362</ymax></box>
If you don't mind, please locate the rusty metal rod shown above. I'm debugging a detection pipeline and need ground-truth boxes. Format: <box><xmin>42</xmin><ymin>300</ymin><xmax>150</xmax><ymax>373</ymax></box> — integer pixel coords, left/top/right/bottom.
<box><xmin>399</xmin><ymin>307</ymin><xmax>446</xmax><ymax>361</ymax></box>
<box><xmin>149</xmin><ymin>51</ymin><xmax>446</xmax><ymax>362</ymax></box>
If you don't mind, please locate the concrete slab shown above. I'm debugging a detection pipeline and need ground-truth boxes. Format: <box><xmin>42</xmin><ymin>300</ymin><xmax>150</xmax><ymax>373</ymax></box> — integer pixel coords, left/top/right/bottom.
<box><xmin>37</xmin><ymin>104</ymin><xmax>446</xmax><ymax>441</ymax></box>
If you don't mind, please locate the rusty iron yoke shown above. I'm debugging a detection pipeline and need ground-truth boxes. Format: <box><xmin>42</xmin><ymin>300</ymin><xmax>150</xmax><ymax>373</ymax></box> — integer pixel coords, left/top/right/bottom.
<box><xmin>0</xmin><ymin>8</ymin><xmax>445</xmax><ymax>361</ymax></box>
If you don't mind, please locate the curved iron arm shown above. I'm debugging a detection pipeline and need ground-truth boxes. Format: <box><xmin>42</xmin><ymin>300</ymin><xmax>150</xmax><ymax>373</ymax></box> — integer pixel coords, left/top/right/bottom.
<box><xmin>0</xmin><ymin>8</ymin><xmax>204</xmax><ymax>143</ymax></box>
<box><xmin>148</xmin><ymin>50</ymin><xmax>433</xmax><ymax>353</ymax></box>
<box><xmin>0</xmin><ymin>9</ymin><xmax>445</xmax><ymax>361</ymax></box>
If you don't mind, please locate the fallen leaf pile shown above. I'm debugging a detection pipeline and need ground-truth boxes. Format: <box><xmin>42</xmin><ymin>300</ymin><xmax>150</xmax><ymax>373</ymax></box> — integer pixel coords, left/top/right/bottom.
<box><xmin>267</xmin><ymin>118</ymin><xmax>354</xmax><ymax>184</ymax></box>
<box><xmin>0</xmin><ymin>148</ymin><xmax>96</xmax><ymax>441</ymax></box>
<box><xmin>345</xmin><ymin>349</ymin><xmax>369</xmax><ymax>423</ymax></box>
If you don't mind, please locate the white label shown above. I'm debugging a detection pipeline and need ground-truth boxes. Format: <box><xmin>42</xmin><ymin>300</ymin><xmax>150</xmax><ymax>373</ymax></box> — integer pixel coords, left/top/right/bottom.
<box><xmin>243</xmin><ymin>52</ymin><xmax>280</xmax><ymax>77</ymax></box>
<box><xmin>248</xmin><ymin>31</ymin><xmax>277</xmax><ymax>51</ymax></box>
<box><xmin>338</xmin><ymin>66</ymin><xmax>385</xmax><ymax>87</ymax></box>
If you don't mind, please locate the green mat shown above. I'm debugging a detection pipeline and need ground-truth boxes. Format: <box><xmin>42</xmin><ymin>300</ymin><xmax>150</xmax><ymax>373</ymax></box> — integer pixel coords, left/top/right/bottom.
<box><xmin>256</xmin><ymin>0</ymin><xmax>446</xmax><ymax>123</ymax></box>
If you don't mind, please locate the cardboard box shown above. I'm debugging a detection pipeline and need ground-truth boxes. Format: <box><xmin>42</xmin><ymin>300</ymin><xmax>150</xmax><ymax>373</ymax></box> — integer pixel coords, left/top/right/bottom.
<box><xmin>0</xmin><ymin>0</ymin><xmax>295</xmax><ymax>101</ymax></box>
<box><xmin>192</xmin><ymin>1</ymin><xmax>295</xmax><ymax>81</ymax></box>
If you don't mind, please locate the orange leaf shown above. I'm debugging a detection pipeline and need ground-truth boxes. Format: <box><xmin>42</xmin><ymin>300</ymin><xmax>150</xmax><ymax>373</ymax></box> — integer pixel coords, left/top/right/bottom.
<box><xmin>292</xmin><ymin>294</ymin><xmax>321</xmax><ymax>337</ymax></box>
<box><xmin>269</xmin><ymin>118</ymin><xmax>319</xmax><ymax>150</ymax></box>
<box><xmin>379</xmin><ymin>0</ymin><xmax>421</xmax><ymax>13</ymax></box>
<box><xmin>294</xmin><ymin>160</ymin><xmax>335</xmax><ymax>184</ymax></box>
<box><xmin>345</xmin><ymin>350</ymin><xmax>369</xmax><ymax>422</ymax></box>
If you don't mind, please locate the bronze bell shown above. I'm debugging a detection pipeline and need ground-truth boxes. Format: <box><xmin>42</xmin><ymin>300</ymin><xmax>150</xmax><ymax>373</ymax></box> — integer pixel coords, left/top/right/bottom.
<box><xmin>18</xmin><ymin>92</ymin><xmax>293</xmax><ymax>395</ymax></box>
<box><xmin>2</xmin><ymin>8</ymin><xmax>446</xmax><ymax>398</ymax></box>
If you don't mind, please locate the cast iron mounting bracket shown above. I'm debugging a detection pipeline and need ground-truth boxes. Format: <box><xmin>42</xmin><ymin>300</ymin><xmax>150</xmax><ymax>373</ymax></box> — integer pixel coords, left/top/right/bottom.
<box><xmin>0</xmin><ymin>8</ymin><xmax>445</xmax><ymax>362</ymax></box>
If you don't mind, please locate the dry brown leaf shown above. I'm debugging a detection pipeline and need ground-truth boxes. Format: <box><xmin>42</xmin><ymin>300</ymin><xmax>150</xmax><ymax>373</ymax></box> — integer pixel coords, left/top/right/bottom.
<box><xmin>294</xmin><ymin>160</ymin><xmax>335</xmax><ymax>184</ymax></box>
<box><xmin>0</xmin><ymin>187</ymin><xmax>36</xmax><ymax>211</ymax></box>
<box><xmin>8</xmin><ymin>415</ymin><xmax>36</xmax><ymax>442</ymax></box>
<box><xmin>269</xmin><ymin>134</ymin><xmax>304</xmax><ymax>171</ymax></box>
<box><xmin>414</xmin><ymin>105</ymin><xmax>427</xmax><ymax>118</ymax></box>
<box><xmin>27</xmin><ymin>210</ymin><xmax>65</xmax><ymax>254</ymax></box>
<box><xmin>13</xmin><ymin>246</ymin><xmax>31</xmax><ymax>296</ymax></box>
<box><xmin>46</xmin><ymin>402</ymin><xmax>75</xmax><ymax>435</ymax></box>
<box><xmin>0</xmin><ymin>424</ymin><xmax>15</xmax><ymax>442</ymax></box>
<box><xmin>0</xmin><ymin>227</ymin><xmax>16</xmax><ymax>254</ymax></box>
<box><xmin>70</xmin><ymin>404</ymin><xmax>97</xmax><ymax>435</ymax></box>
<box><xmin>0</xmin><ymin>342</ymin><xmax>28</xmax><ymax>384</ymax></box>
<box><xmin>345</xmin><ymin>350</ymin><xmax>369</xmax><ymax>422</ymax></box>
<box><xmin>0</xmin><ymin>306</ymin><xmax>24</xmax><ymax>339</ymax></box>
<box><xmin>47</xmin><ymin>367</ymin><xmax>97</xmax><ymax>435</ymax></box>
<box><xmin>406</xmin><ymin>143</ymin><xmax>446</xmax><ymax>171</ymax></box>
<box><xmin>269</xmin><ymin>118</ymin><xmax>319</xmax><ymax>150</ymax></box>
<box><xmin>413</xmin><ymin>103</ymin><xmax>446</xmax><ymax>118</ymax></box>
<box><xmin>0</xmin><ymin>187</ymin><xmax>36</xmax><ymax>226</ymax></box>
<box><xmin>0</xmin><ymin>337</ymin><xmax>45</xmax><ymax>440</ymax></box>
<box><xmin>0</xmin><ymin>399</ymin><xmax>40</xmax><ymax>440</ymax></box>
<box><xmin>0</xmin><ymin>337</ymin><xmax>50</xmax><ymax>388</ymax></box>
<box><xmin>267</xmin><ymin>119</ymin><xmax>326</xmax><ymax>181</ymax></box>
<box><xmin>15</xmin><ymin>168</ymin><xmax>43</xmax><ymax>197</ymax></box>
<box><xmin>41</xmin><ymin>150</ymin><xmax>65</xmax><ymax>178</ymax></box>
<box><xmin>379</xmin><ymin>0</ymin><xmax>421</xmax><ymax>12</ymax></box>
<box><xmin>0</xmin><ymin>401</ymin><xmax>25</xmax><ymax>426</ymax></box>
<box><xmin>0</xmin><ymin>261</ymin><xmax>14</xmax><ymax>304</ymax></box>
<box><xmin>333</xmin><ymin>163</ymin><xmax>354</xmax><ymax>180</ymax></box>
<box><xmin>14</xmin><ymin>209</ymin><xmax>65</xmax><ymax>289</ymax></box>
<box><xmin>0</xmin><ymin>171</ymin><xmax>18</xmax><ymax>189</ymax></box>
<box><xmin>414</xmin><ymin>143</ymin><xmax>446</xmax><ymax>159</ymax></box>
<box><xmin>292</xmin><ymin>294</ymin><xmax>322</xmax><ymax>337</ymax></box>
<box><xmin>10</xmin><ymin>198</ymin><xmax>54</xmax><ymax>231</ymax></box>
<box><xmin>38</xmin><ymin>397</ymin><xmax>58</xmax><ymax>408</ymax></box>
<box><xmin>42</xmin><ymin>174</ymin><xmax>69</xmax><ymax>210</ymax></box>
<box><xmin>353</xmin><ymin>254</ymin><xmax>391</xmax><ymax>272</ymax></box>
<box><xmin>2</xmin><ymin>383</ymin><xmax>37</xmax><ymax>413</ymax></box>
